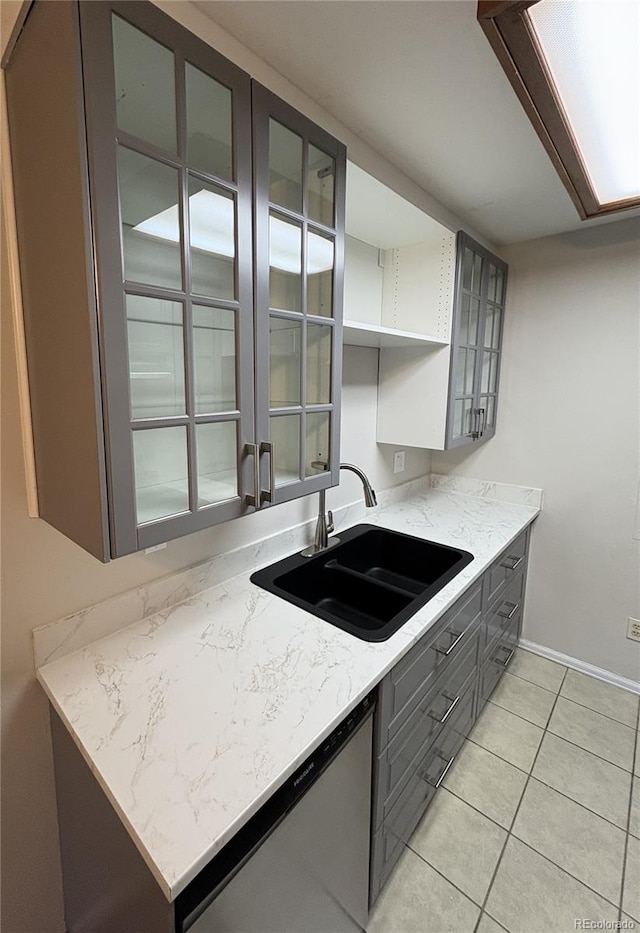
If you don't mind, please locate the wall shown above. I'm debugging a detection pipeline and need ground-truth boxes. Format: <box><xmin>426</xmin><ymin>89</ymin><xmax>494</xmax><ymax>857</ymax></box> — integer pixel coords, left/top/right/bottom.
<box><xmin>0</xmin><ymin>4</ymin><xmax>437</xmax><ymax>930</ymax></box>
<box><xmin>433</xmin><ymin>218</ymin><xmax>640</xmax><ymax>683</ymax></box>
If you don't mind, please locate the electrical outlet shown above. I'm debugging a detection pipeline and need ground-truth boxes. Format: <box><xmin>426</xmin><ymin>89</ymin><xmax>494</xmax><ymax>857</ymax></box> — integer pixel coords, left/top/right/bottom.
<box><xmin>627</xmin><ymin>618</ymin><xmax>640</xmax><ymax>642</ymax></box>
<box><xmin>393</xmin><ymin>450</ymin><xmax>406</xmax><ymax>474</ymax></box>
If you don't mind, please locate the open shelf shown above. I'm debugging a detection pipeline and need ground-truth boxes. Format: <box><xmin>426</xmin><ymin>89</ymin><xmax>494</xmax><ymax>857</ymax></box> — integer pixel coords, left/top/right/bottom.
<box><xmin>343</xmin><ymin>320</ymin><xmax>449</xmax><ymax>349</ymax></box>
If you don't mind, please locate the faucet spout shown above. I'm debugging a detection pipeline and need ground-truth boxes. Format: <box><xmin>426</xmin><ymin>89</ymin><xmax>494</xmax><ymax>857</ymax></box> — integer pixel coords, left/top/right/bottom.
<box><xmin>301</xmin><ymin>461</ymin><xmax>377</xmax><ymax>557</ymax></box>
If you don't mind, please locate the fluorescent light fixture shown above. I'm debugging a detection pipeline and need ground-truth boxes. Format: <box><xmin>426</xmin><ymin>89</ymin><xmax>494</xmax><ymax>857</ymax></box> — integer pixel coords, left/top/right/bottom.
<box><xmin>134</xmin><ymin>189</ymin><xmax>235</xmax><ymax>257</ymax></box>
<box><xmin>528</xmin><ymin>0</ymin><xmax>640</xmax><ymax>204</ymax></box>
<box><xmin>134</xmin><ymin>189</ymin><xmax>334</xmax><ymax>274</ymax></box>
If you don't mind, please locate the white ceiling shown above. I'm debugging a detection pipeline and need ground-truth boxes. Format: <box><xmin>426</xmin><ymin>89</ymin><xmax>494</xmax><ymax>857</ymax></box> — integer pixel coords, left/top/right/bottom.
<box><xmin>194</xmin><ymin>0</ymin><xmax>638</xmax><ymax>245</ymax></box>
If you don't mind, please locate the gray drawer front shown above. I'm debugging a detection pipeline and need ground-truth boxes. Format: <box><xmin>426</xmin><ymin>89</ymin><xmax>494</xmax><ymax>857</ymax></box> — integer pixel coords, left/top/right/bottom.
<box><xmin>376</xmin><ymin>581</ymin><xmax>482</xmax><ymax>750</ymax></box>
<box><xmin>370</xmin><ymin>684</ymin><xmax>475</xmax><ymax>906</ymax></box>
<box><xmin>485</xmin><ymin>528</ymin><xmax>528</xmax><ymax>610</ymax></box>
<box><xmin>483</xmin><ymin>569</ymin><xmax>525</xmax><ymax>658</ymax></box>
<box><xmin>479</xmin><ymin>608</ymin><xmax>521</xmax><ymax>708</ymax></box>
<box><xmin>373</xmin><ymin>632</ymin><xmax>479</xmax><ymax>829</ymax></box>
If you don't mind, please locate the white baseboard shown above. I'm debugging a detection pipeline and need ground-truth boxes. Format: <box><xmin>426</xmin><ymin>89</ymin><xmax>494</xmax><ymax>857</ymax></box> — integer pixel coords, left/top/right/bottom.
<box><xmin>519</xmin><ymin>639</ymin><xmax>640</xmax><ymax>696</ymax></box>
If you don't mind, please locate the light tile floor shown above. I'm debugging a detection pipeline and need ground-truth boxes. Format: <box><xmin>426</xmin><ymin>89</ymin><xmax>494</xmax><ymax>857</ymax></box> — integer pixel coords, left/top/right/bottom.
<box><xmin>367</xmin><ymin>648</ymin><xmax>640</xmax><ymax>933</ymax></box>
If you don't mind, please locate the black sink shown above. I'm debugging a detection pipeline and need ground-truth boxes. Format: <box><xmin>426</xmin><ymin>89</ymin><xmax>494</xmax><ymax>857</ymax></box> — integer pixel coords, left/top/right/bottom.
<box><xmin>250</xmin><ymin>524</ymin><xmax>473</xmax><ymax>642</ymax></box>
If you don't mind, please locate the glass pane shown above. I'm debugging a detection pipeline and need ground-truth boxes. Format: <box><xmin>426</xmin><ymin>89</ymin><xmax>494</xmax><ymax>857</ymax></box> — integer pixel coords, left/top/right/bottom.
<box><xmin>118</xmin><ymin>147</ymin><xmax>182</xmax><ymax>290</ymax></box>
<box><xmin>453</xmin><ymin>398</ymin><xmax>473</xmax><ymax>439</ymax></box>
<box><xmin>473</xmin><ymin>253</ymin><xmax>483</xmax><ymax>295</ymax></box>
<box><xmin>307</xmin><ymin>323</ymin><xmax>332</xmax><ymax>404</ymax></box>
<box><xmin>459</xmin><ymin>294</ymin><xmax>470</xmax><ymax>345</ymax></box>
<box><xmin>127</xmin><ymin>295</ymin><xmax>185</xmax><ymax>419</ymax></box>
<box><xmin>193</xmin><ymin>306</ymin><xmax>236</xmax><ymax>414</ymax></box>
<box><xmin>196</xmin><ymin>422</ymin><xmax>237</xmax><ymax>507</ymax></box>
<box><xmin>306</xmin><ymin>412</ymin><xmax>330</xmax><ymax>477</ymax></box>
<box><xmin>307</xmin><ymin>231</ymin><xmax>334</xmax><ymax>318</ymax></box>
<box><xmin>477</xmin><ymin>397</ymin><xmax>494</xmax><ymax>434</ymax></box>
<box><xmin>469</xmin><ymin>298</ymin><xmax>480</xmax><ymax>345</ymax></box>
<box><xmin>133</xmin><ymin>426</ymin><xmax>189</xmax><ymax>524</ymax></box>
<box><xmin>307</xmin><ymin>145</ymin><xmax>335</xmax><ymax>226</ymax></box>
<box><xmin>269</xmin><ymin>214</ymin><xmax>302</xmax><ymax>312</ymax></box>
<box><xmin>484</xmin><ymin>305</ymin><xmax>502</xmax><ymax>349</ymax></box>
<box><xmin>271</xmin><ymin>414</ymin><xmax>300</xmax><ymax>486</ymax></box>
<box><xmin>462</xmin><ymin>248</ymin><xmax>473</xmax><ymax>291</ymax></box>
<box><xmin>488</xmin><ymin>264</ymin><xmax>498</xmax><ymax>302</ymax></box>
<box><xmin>188</xmin><ymin>177</ymin><xmax>235</xmax><ymax>300</ymax></box>
<box><xmin>455</xmin><ymin>349</ymin><xmax>466</xmax><ymax>396</ymax></box>
<box><xmin>495</xmin><ymin>269</ymin><xmax>505</xmax><ymax>305</ymax></box>
<box><xmin>481</xmin><ymin>351</ymin><xmax>498</xmax><ymax>394</ymax></box>
<box><xmin>186</xmin><ymin>63</ymin><xmax>232</xmax><ymax>181</ymax></box>
<box><xmin>112</xmin><ymin>15</ymin><xmax>176</xmax><ymax>154</ymax></box>
<box><xmin>270</xmin><ymin>317</ymin><xmax>301</xmax><ymax>407</ymax></box>
<box><xmin>269</xmin><ymin>120</ymin><xmax>303</xmax><ymax>213</ymax></box>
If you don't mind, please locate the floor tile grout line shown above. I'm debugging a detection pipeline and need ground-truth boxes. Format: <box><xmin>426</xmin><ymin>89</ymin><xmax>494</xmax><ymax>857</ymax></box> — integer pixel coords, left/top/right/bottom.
<box><xmin>405</xmin><ymin>835</ymin><xmax>487</xmax><ymax>914</ymax></box>
<box><xmin>505</xmin><ymin>834</ymin><xmax>623</xmax><ymax>913</ymax></box>
<box><xmin>478</xmin><ymin>699</ymin><xmax>636</xmax><ymax>775</ymax></box>
<box><xmin>498</xmin><ymin>670</ymin><xmax>639</xmax><ymax>729</ymax></box>
<box><xmin>619</xmin><ymin>702</ymin><xmax>640</xmax><ymax>921</ymax></box>
<box><xmin>444</xmin><ymin>762</ymin><xmax>629</xmax><ymax>838</ymax></box>
<box><xmin>506</xmin><ymin>663</ymin><xmax>565</xmax><ymax>695</ymax></box>
<box><xmin>487</xmin><ymin>694</ymin><xmax>554</xmax><ymax>729</ymax></box>
<box><xmin>554</xmin><ymin>693</ymin><xmax>639</xmax><ymax>732</ymax></box>
<box><xmin>545</xmin><ymin>723</ymin><xmax>635</xmax><ymax>773</ymax></box>
<box><xmin>471</xmin><ymin>665</ymin><xmax>570</xmax><ymax>933</ymax></box>
<box><xmin>466</xmin><ymin>729</ymin><xmax>631</xmax><ymax>830</ymax></box>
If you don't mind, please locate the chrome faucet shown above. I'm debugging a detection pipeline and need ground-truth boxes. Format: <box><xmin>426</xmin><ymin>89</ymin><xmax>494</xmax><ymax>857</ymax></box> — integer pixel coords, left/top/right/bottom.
<box><xmin>301</xmin><ymin>462</ymin><xmax>377</xmax><ymax>557</ymax></box>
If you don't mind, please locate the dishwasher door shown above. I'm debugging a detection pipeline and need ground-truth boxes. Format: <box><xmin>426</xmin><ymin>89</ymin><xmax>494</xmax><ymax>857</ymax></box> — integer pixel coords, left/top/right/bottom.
<box><xmin>187</xmin><ymin>714</ymin><xmax>373</xmax><ymax>933</ymax></box>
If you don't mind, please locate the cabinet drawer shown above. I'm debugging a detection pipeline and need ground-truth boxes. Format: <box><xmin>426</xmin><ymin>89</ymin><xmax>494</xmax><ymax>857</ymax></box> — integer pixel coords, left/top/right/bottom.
<box><xmin>373</xmin><ymin>632</ymin><xmax>479</xmax><ymax>829</ymax></box>
<box><xmin>485</xmin><ymin>529</ymin><xmax>528</xmax><ymax>610</ymax></box>
<box><xmin>370</xmin><ymin>684</ymin><xmax>475</xmax><ymax>906</ymax></box>
<box><xmin>376</xmin><ymin>581</ymin><xmax>482</xmax><ymax>750</ymax></box>
<box><xmin>483</xmin><ymin>569</ymin><xmax>525</xmax><ymax>658</ymax></box>
<box><xmin>479</xmin><ymin>607</ymin><xmax>521</xmax><ymax>709</ymax></box>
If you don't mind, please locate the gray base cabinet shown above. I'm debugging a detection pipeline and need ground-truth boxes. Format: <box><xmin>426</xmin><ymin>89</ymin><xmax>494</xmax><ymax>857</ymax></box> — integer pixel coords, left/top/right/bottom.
<box><xmin>370</xmin><ymin>526</ymin><xmax>531</xmax><ymax>906</ymax></box>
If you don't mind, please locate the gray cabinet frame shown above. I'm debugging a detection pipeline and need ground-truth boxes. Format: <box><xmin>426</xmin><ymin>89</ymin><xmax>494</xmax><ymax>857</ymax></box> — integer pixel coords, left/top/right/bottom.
<box><xmin>445</xmin><ymin>231</ymin><xmax>508</xmax><ymax>449</ymax></box>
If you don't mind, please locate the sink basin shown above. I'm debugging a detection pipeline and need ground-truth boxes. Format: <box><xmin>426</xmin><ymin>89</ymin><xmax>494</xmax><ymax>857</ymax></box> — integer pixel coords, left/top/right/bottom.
<box><xmin>250</xmin><ymin>524</ymin><xmax>473</xmax><ymax>641</ymax></box>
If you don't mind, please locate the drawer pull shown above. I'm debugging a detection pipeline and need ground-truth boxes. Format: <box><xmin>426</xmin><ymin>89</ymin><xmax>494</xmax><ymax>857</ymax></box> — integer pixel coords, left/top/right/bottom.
<box><xmin>434</xmin><ymin>629</ymin><xmax>465</xmax><ymax>657</ymax></box>
<box><xmin>497</xmin><ymin>601</ymin><xmax>519</xmax><ymax>620</ymax></box>
<box><xmin>495</xmin><ymin>646</ymin><xmax>515</xmax><ymax>667</ymax></box>
<box><xmin>429</xmin><ymin>691</ymin><xmax>460</xmax><ymax>725</ymax></box>
<box><xmin>501</xmin><ymin>554</ymin><xmax>523</xmax><ymax>571</ymax></box>
<box><xmin>425</xmin><ymin>752</ymin><xmax>456</xmax><ymax>788</ymax></box>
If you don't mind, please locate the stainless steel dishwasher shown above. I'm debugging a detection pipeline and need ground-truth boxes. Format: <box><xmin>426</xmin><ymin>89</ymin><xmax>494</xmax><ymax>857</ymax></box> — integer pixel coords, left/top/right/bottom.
<box><xmin>174</xmin><ymin>692</ymin><xmax>375</xmax><ymax>933</ymax></box>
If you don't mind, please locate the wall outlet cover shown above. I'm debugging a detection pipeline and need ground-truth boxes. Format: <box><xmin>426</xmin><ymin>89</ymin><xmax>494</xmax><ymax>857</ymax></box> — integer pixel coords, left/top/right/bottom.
<box><xmin>627</xmin><ymin>617</ymin><xmax>640</xmax><ymax>642</ymax></box>
<box><xmin>393</xmin><ymin>450</ymin><xmax>406</xmax><ymax>474</ymax></box>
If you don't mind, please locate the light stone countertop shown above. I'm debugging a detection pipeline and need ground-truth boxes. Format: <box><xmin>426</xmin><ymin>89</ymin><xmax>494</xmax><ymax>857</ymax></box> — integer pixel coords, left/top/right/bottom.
<box><xmin>36</xmin><ymin>480</ymin><xmax>540</xmax><ymax>901</ymax></box>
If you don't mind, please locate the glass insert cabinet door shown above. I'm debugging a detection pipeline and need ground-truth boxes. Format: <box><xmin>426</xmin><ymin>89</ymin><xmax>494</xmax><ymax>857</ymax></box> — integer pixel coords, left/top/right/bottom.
<box><xmin>253</xmin><ymin>84</ymin><xmax>346</xmax><ymax>506</ymax></box>
<box><xmin>446</xmin><ymin>232</ymin><xmax>508</xmax><ymax>448</ymax></box>
<box><xmin>77</xmin><ymin>2</ymin><xmax>345</xmax><ymax>557</ymax></box>
<box><xmin>79</xmin><ymin>1</ymin><xmax>256</xmax><ymax>556</ymax></box>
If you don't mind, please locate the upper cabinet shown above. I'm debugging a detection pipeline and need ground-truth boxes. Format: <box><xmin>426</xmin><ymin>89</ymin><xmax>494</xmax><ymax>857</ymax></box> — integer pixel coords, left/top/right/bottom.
<box><xmin>447</xmin><ymin>233</ymin><xmax>508</xmax><ymax>447</ymax></box>
<box><xmin>5</xmin><ymin>0</ymin><xmax>345</xmax><ymax>561</ymax></box>
<box><xmin>345</xmin><ymin>169</ymin><xmax>508</xmax><ymax>451</ymax></box>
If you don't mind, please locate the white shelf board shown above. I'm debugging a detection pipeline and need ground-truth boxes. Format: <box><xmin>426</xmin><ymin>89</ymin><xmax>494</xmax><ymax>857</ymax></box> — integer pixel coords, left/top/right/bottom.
<box><xmin>343</xmin><ymin>320</ymin><xmax>449</xmax><ymax>349</ymax></box>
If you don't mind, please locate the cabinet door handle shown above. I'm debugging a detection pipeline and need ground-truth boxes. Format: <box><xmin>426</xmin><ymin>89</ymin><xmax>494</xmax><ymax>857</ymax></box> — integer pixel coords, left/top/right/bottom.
<box><xmin>471</xmin><ymin>408</ymin><xmax>480</xmax><ymax>440</ymax></box>
<box><xmin>424</xmin><ymin>752</ymin><xmax>456</xmax><ymax>788</ymax></box>
<box><xmin>478</xmin><ymin>407</ymin><xmax>485</xmax><ymax>437</ymax></box>
<box><xmin>244</xmin><ymin>443</ymin><xmax>260</xmax><ymax>507</ymax></box>
<box><xmin>497</xmin><ymin>601</ymin><xmax>519</xmax><ymax>620</ymax></box>
<box><xmin>495</xmin><ymin>645</ymin><xmax>515</xmax><ymax>667</ymax></box>
<box><xmin>500</xmin><ymin>554</ymin><xmax>523</xmax><ymax>571</ymax></box>
<box><xmin>429</xmin><ymin>692</ymin><xmax>460</xmax><ymax>725</ymax></box>
<box><xmin>260</xmin><ymin>441</ymin><xmax>275</xmax><ymax>505</ymax></box>
<box><xmin>434</xmin><ymin>629</ymin><xmax>465</xmax><ymax>657</ymax></box>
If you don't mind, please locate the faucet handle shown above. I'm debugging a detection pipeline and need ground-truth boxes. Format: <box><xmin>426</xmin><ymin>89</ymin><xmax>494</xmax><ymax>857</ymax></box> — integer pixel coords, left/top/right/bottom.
<box><xmin>327</xmin><ymin>510</ymin><xmax>335</xmax><ymax>534</ymax></box>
